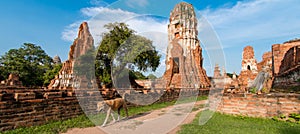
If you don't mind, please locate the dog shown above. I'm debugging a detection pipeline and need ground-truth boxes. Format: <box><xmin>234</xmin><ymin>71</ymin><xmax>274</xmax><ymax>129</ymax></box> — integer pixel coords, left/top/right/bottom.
<box><xmin>96</xmin><ymin>95</ymin><xmax>128</xmax><ymax>127</ymax></box>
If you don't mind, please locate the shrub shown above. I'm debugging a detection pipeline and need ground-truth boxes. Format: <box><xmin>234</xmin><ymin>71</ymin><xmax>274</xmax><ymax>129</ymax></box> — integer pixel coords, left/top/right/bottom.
<box><xmin>249</xmin><ymin>87</ymin><xmax>257</xmax><ymax>93</ymax></box>
<box><xmin>261</xmin><ymin>87</ymin><xmax>269</xmax><ymax>93</ymax></box>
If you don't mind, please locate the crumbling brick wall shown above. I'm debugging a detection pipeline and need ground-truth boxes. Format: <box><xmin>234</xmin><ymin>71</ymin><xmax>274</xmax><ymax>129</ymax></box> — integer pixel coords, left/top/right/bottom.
<box><xmin>0</xmin><ymin>88</ymin><xmax>84</xmax><ymax>131</ymax></box>
<box><xmin>214</xmin><ymin>93</ymin><xmax>300</xmax><ymax>117</ymax></box>
<box><xmin>273</xmin><ymin>46</ymin><xmax>300</xmax><ymax>88</ymax></box>
<box><xmin>0</xmin><ymin>87</ymin><xmax>209</xmax><ymax>131</ymax></box>
<box><xmin>272</xmin><ymin>42</ymin><xmax>300</xmax><ymax>76</ymax></box>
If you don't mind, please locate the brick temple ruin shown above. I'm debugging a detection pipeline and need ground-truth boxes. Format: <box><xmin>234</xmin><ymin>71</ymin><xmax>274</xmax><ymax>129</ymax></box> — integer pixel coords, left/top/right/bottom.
<box><xmin>0</xmin><ymin>2</ymin><xmax>300</xmax><ymax>132</ymax></box>
<box><xmin>238</xmin><ymin>46</ymin><xmax>259</xmax><ymax>90</ymax></box>
<box><xmin>48</xmin><ymin>22</ymin><xmax>94</xmax><ymax>90</ymax></box>
<box><xmin>272</xmin><ymin>40</ymin><xmax>300</xmax><ymax>88</ymax></box>
<box><xmin>162</xmin><ymin>2</ymin><xmax>210</xmax><ymax>89</ymax></box>
<box><xmin>210</xmin><ymin>64</ymin><xmax>238</xmax><ymax>89</ymax></box>
<box><xmin>214</xmin><ymin>39</ymin><xmax>300</xmax><ymax>92</ymax></box>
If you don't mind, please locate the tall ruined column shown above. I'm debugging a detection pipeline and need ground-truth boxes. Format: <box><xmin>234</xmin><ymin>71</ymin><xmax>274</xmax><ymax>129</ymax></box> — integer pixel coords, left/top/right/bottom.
<box><xmin>163</xmin><ymin>2</ymin><xmax>210</xmax><ymax>88</ymax></box>
<box><xmin>48</xmin><ymin>22</ymin><xmax>94</xmax><ymax>89</ymax></box>
<box><xmin>238</xmin><ymin>46</ymin><xmax>258</xmax><ymax>90</ymax></box>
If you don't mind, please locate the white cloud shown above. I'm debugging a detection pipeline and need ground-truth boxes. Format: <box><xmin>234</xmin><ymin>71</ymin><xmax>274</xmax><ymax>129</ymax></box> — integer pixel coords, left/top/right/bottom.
<box><xmin>199</xmin><ymin>0</ymin><xmax>300</xmax><ymax>48</ymax></box>
<box><xmin>62</xmin><ymin>7</ymin><xmax>169</xmax><ymax>76</ymax></box>
<box><xmin>63</xmin><ymin>7</ymin><xmax>168</xmax><ymax>46</ymax></box>
<box><xmin>62</xmin><ymin>7</ymin><xmax>137</xmax><ymax>42</ymax></box>
<box><xmin>126</xmin><ymin>0</ymin><xmax>149</xmax><ymax>8</ymax></box>
<box><xmin>89</xmin><ymin>0</ymin><xmax>109</xmax><ymax>6</ymax></box>
<box><xmin>61</xmin><ymin>21</ymin><xmax>84</xmax><ymax>41</ymax></box>
<box><xmin>80</xmin><ymin>7</ymin><xmax>136</xmax><ymax>18</ymax></box>
<box><xmin>62</xmin><ymin>7</ymin><xmax>169</xmax><ymax>50</ymax></box>
<box><xmin>62</xmin><ymin>0</ymin><xmax>300</xmax><ymax>75</ymax></box>
<box><xmin>197</xmin><ymin>0</ymin><xmax>300</xmax><ymax>74</ymax></box>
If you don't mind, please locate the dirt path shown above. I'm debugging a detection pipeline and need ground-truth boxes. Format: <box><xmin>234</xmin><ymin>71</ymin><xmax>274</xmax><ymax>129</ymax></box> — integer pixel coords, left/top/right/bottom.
<box><xmin>62</xmin><ymin>100</ymin><xmax>207</xmax><ymax>134</ymax></box>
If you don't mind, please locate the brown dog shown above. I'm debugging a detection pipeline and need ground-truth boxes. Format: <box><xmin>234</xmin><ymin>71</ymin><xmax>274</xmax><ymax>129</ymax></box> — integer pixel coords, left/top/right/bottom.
<box><xmin>97</xmin><ymin>97</ymin><xmax>128</xmax><ymax>127</ymax></box>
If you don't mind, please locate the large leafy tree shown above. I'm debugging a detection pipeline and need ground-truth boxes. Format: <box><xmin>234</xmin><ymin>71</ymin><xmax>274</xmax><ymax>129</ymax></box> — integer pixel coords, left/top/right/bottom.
<box><xmin>95</xmin><ymin>22</ymin><xmax>161</xmax><ymax>87</ymax></box>
<box><xmin>147</xmin><ymin>74</ymin><xmax>157</xmax><ymax>79</ymax></box>
<box><xmin>0</xmin><ymin>43</ymin><xmax>53</xmax><ymax>86</ymax></box>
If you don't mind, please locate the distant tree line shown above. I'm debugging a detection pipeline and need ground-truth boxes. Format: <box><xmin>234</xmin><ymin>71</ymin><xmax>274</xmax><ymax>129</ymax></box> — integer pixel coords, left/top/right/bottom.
<box><xmin>0</xmin><ymin>43</ymin><xmax>61</xmax><ymax>87</ymax></box>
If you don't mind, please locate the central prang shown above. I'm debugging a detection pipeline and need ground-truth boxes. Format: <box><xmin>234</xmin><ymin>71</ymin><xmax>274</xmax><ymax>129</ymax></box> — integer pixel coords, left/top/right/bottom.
<box><xmin>163</xmin><ymin>2</ymin><xmax>210</xmax><ymax>89</ymax></box>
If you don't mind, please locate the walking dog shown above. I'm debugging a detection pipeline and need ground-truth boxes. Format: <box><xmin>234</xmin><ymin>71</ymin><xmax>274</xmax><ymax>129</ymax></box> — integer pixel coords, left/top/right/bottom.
<box><xmin>96</xmin><ymin>95</ymin><xmax>128</xmax><ymax>127</ymax></box>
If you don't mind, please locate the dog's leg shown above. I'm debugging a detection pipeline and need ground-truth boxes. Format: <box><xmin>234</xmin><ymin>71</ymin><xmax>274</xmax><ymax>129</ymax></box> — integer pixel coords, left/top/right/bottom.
<box><xmin>117</xmin><ymin>114</ymin><xmax>120</xmax><ymax>121</ymax></box>
<box><xmin>122</xmin><ymin>93</ymin><xmax>129</xmax><ymax>118</ymax></box>
<box><xmin>102</xmin><ymin>107</ymin><xmax>111</xmax><ymax>127</ymax></box>
<box><xmin>117</xmin><ymin>107</ymin><xmax>121</xmax><ymax>121</ymax></box>
<box><xmin>123</xmin><ymin>102</ymin><xmax>129</xmax><ymax>118</ymax></box>
<box><xmin>111</xmin><ymin>112</ymin><xmax>116</xmax><ymax>123</ymax></box>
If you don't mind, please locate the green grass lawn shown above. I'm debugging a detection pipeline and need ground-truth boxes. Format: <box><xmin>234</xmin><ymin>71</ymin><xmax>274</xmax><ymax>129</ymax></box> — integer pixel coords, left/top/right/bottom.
<box><xmin>2</xmin><ymin>96</ymin><xmax>207</xmax><ymax>134</ymax></box>
<box><xmin>178</xmin><ymin>111</ymin><xmax>300</xmax><ymax>134</ymax></box>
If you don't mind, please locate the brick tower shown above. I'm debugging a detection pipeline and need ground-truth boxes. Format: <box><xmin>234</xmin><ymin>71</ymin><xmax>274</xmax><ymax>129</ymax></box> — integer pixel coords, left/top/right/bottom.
<box><xmin>163</xmin><ymin>2</ymin><xmax>210</xmax><ymax>88</ymax></box>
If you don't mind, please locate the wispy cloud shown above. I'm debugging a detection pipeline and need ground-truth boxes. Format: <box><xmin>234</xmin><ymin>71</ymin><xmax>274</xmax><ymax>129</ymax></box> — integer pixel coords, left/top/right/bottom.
<box><xmin>62</xmin><ymin>7</ymin><xmax>137</xmax><ymax>42</ymax></box>
<box><xmin>197</xmin><ymin>0</ymin><xmax>300</xmax><ymax>73</ymax></box>
<box><xmin>199</xmin><ymin>0</ymin><xmax>300</xmax><ymax>48</ymax></box>
<box><xmin>61</xmin><ymin>21</ymin><xmax>84</xmax><ymax>42</ymax></box>
<box><xmin>126</xmin><ymin>0</ymin><xmax>149</xmax><ymax>8</ymax></box>
<box><xmin>62</xmin><ymin>6</ymin><xmax>168</xmax><ymax>46</ymax></box>
<box><xmin>89</xmin><ymin>0</ymin><xmax>109</xmax><ymax>6</ymax></box>
<box><xmin>80</xmin><ymin>7</ymin><xmax>136</xmax><ymax>18</ymax></box>
<box><xmin>61</xmin><ymin>7</ymin><xmax>168</xmax><ymax>76</ymax></box>
<box><xmin>62</xmin><ymin>0</ymin><xmax>300</xmax><ymax>75</ymax></box>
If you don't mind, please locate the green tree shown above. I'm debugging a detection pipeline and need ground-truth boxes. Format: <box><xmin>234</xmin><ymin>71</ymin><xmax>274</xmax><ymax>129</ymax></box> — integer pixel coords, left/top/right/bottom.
<box><xmin>0</xmin><ymin>43</ymin><xmax>53</xmax><ymax>86</ymax></box>
<box><xmin>43</xmin><ymin>63</ymin><xmax>62</xmax><ymax>86</ymax></box>
<box><xmin>147</xmin><ymin>74</ymin><xmax>157</xmax><ymax>79</ymax></box>
<box><xmin>130</xmin><ymin>71</ymin><xmax>147</xmax><ymax>80</ymax></box>
<box><xmin>226</xmin><ymin>73</ymin><xmax>233</xmax><ymax>78</ymax></box>
<box><xmin>226</xmin><ymin>73</ymin><xmax>238</xmax><ymax>78</ymax></box>
<box><xmin>95</xmin><ymin>22</ymin><xmax>161</xmax><ymax>87</ymax></box>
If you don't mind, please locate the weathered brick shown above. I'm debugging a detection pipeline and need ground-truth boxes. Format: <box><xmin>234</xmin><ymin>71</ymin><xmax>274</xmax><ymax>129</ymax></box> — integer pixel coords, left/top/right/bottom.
<box><xmin>218</xmin><ymin>93</ymin><xmax>300</xmax><ymax>118</ymax></box>
<box><xmin>14</xmin><ymin>92</ymin><xmax>36</xmax><ymax>101</ymax></box>
<box><xmin>22</xmin><ymin>99</ymin><xmax>43</xmax><ymax>103</ymax></box>
<box><xmin>43</xmin><ymin>92</ymin><xmax>62</xmax><ymax>99</ymax></box>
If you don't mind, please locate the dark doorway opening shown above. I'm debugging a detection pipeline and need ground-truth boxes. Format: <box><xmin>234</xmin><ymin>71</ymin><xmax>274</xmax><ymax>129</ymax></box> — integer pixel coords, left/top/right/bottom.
<box><xmin>247</xmin><ymin>65</ymin><xmax>251</xmax><ymax>70</ymax></box>
<box><xmin>173</xmin><ymin>57</ymin><xmax>179</xmax><ymax>73</ymax></box>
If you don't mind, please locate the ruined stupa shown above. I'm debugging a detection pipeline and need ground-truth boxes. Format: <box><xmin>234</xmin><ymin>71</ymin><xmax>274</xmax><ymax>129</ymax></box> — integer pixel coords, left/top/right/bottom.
<box><xmin>48</xmin><ymin>22</ymin><xmax>94</xmax><ymax>89</ymax></box>
<box><xmin>163</xmin><ymin>2</ymin><xmax>210</xmax><ymax>88</ymax></box>
<box><xmin>53</xmin><ymin>55</ymin><xmax>61</xmax><ymax>64</ymax></box>
<box><xmin>238</xmin><ymin>46</ymin><xmax>258</xmax><ymax>90</ymax></box>
<box><xmin>210</xmin><ymin>64</ymin><xmax>235</xmax><ymax>89</ymax></box>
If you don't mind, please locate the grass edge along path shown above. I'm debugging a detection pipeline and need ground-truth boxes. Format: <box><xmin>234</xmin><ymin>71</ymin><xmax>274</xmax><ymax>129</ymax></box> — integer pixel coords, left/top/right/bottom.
<box><xmin>178</xmin><ymin>111</ymin><xmax>300</xmax><ymax>134</ymax></box>
<box><xmin>1</xmin><ymin>96</ymin><xmax>207</xmax><ymax>134</ymax></box>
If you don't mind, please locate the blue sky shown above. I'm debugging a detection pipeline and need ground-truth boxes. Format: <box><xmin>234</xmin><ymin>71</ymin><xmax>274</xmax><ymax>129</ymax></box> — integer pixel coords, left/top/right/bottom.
<box><xmin>1</xmin><ymin>0</ymin><xmax>300</xmax><ymax>76</ymax></box>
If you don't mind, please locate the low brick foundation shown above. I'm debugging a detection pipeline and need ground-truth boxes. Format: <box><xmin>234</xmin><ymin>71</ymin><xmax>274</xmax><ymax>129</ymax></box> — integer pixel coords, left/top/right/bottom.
<box><xmin>215</xmin><ymin>93</ymin><xmax>300</xmax><ymax>117</ymax></box>
<box><xmin>0</xmin><ymin>87</ymin><xmax>208</xmax><ymax>131</ymax></box>
<box><xmin>0</xmin><ymin>89</ymin><xmax>84</xmax><ymax>131</ymax></box>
